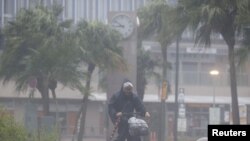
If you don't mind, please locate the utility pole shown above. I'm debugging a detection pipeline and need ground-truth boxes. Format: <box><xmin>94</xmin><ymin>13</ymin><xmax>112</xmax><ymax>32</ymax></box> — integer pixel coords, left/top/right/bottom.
<box><xmin>174</xmin><ymin>37</ymin><xmax>180</xmax><ymax>141</ymax></box>
<box><xmin>160</xmin><ymin>81</ymin><xmax>167</xmax><ymax>141</ymax></box>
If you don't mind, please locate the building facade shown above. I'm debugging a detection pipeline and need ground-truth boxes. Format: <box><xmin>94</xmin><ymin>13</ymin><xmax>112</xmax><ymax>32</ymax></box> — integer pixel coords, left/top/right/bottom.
<box><xmin>0</xmin><ymin>0</ymin><xmax>147</xmax><ymax>28</ymax></box>
<box><xmin>0</xmin><ymin>0</ymin><xmax>250</xmax><ymax>141</ymax></box>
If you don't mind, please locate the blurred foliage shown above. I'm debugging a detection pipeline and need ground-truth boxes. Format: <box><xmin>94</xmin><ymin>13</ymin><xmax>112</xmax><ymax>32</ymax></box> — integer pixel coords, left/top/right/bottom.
<box><xmin>29</xmin><ymin>127</ymin><xmax>59</xmax><ymax>141</ymax></box>
<box><xmin>176</xmin><ymin>0</ymin><xmax>250</xmax><ymax>124</ymax></box>
<box><xmin>75</xmin><ymin>20</ymin><xmax>127</xmax><ymax>141</ymax></box>
<box><xmin>136</xmin><ymin>0</ymin><xmax>178</xmax><ymax>99</ymax></box>
<box><xmin>0</xmin><ymin>108</ymin><xmax>27</xmax><ymax>141</ymax></box>
<box><xmin>0</xmin><ymin>107</ymin><xmax>61</xmax><ymax>141</ymax></box>
<box><xmin>0</xmin><ymin>5</ymin><xmax>84</xmax><ymax>115</ymax></box>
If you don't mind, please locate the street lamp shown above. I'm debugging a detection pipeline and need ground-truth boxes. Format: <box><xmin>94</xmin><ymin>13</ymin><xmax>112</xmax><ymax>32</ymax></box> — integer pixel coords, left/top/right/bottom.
<box><xmin>210</xmin><ymin>70</ymin><xmax>219</xmax><ymax>76</ymax></box>
<box><xmin>209</xmin><ymin>70</ymin><xmax>219</xmax><ymax>107</ymax></box>
<box><xmin>136</xmin><ymin>16</ymin><xmax>140</xmax><ymax>26</ymax></box>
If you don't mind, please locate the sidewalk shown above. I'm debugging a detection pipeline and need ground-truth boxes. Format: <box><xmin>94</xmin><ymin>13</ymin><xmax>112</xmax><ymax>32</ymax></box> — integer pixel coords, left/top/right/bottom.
<box><xmin>61</xmin><ymin>136</ymin><xmax>105</xmax><ymax>141</ymax></box>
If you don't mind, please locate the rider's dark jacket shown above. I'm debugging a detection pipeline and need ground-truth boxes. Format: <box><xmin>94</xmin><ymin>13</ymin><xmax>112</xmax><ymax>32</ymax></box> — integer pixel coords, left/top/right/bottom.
<box><xmin>108</xmin><ymin>80</ymin><xmax>146</xmax><ymax>124</ymax></box>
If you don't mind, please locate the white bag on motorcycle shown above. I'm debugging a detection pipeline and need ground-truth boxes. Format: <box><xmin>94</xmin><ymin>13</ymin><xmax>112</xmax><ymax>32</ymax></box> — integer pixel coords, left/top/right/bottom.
<box><xmin>128</xmin><ymin>117</ymin><xmax>149</xmax><ymax>136</ymax></box>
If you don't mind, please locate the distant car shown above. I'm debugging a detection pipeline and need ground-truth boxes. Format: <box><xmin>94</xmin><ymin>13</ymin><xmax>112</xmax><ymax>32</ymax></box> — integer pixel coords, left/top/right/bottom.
<box><xmin>196</xmin><ymin>137</ymin><xmax>207</xmax><ymax>141</ymax></box>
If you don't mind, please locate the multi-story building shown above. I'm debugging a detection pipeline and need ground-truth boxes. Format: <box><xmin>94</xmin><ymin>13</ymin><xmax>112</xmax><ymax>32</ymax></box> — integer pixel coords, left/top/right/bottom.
<box><xmin>0</xmin><ymin>0</ymin><xmax>147</xmax><ymax>28</ymax></box>
<box><xmin>0</xmin><ymin>0</ymin><xmax>250</xmax><ymax>140</ymax></box>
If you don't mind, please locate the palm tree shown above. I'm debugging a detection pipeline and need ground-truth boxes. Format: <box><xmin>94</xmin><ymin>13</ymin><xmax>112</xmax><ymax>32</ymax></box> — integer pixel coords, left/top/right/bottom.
<box><xmin>236</xmin><ymin>28</ymin><xmax>250</xmax><ymax>65</ymax></box>
<box><xmin>0</xmin><ymin>29</ymin><xmax>4</xmax><ymax>50</ymax></box>
<box><xmin>137</xmin><ymin>46</ymin><xmax>160</xmax><ymax>100</ymax></box>
<box><xmin>236</xmin><ymin>6</ymin><xmax>250</xmax><ymax>66</ymax></box>
<box><xmin>137</xmin><ymin>1</ymin><xmax>180</xmax><ymax>141</ymax></box>
<box><xmin>177</xmin><ymin>0</ymin><xmax>250</xmax><ymax>124</ymax></box>
<box><xmin>74</xmin><ymin>21</ymin><xmax>126</xmax><ymax>141</ymax></box>
<box><xmin>136</xmin><ymin>16</ymin><xmax>155</xmax><ymax>100</ymax></box>
<box><xmin>138</xmin><ymin>0</ymin><xmax>178</xmax><ymax>95</ymax></box>
<box><xmin>136</xmin><ymin>3</ymin><xmax>164</xmax><ymax>101</ymax></box>
<box><xmin>0</xmin><ymin>6</ymin><xmax>84</xmax><ymax>116</ymax></box>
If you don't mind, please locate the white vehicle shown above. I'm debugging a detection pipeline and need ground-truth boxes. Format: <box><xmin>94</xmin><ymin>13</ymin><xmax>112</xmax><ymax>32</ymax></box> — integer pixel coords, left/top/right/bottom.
<box><xmin>196</xmin><ymin>137</ymin><xmax>208</xmax><ymax>141</ymax></box>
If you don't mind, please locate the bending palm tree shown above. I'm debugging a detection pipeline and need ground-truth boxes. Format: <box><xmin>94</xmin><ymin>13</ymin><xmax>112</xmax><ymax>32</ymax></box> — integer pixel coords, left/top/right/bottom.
<box><xmin>177</xmin><ymin>0</ymin><xmax>250</xmax><ymax>124</ymax></box>
<box><xmin>0</xmin><ymin>6</ymin><xmax>84</xmax><ymax>116</ymax></box>
<box><xmin>74</xmin><ymin>21</ymin><xmax>127</xmax><ymax>141</ymax></box>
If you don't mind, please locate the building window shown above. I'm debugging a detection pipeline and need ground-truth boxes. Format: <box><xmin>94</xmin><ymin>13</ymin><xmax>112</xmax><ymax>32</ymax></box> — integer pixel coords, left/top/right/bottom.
<box><xmin>4</xmin><ymin>0</ymin><xmax>15</xmax><ymax>16</ymax></box>
<box><xmin>98</xmin><ymin>0</ymin><xmax>104</xmax><ymax>21</ymax></box>
<box><xmin>122</xmin><ymin>0</ymin><xmax>132</xmax><ymax>11</ymax></box>
<box><xmin>45</xmin><ymin>0</ymin><xmax>54</xmax><ymax>8</ymax></box>
<box><xmin>16</xmin><ymin>0</ymin><xmax>26</xmax><ymax>12</ymax></box>
<box><xmin>92</xmin><ymin>0</ymin><xmax>97</xmax><ymax>21</ymax></box>
<box><xmin>119</xmin><ymin>0</ymin><xmax>122</xmax><ymax>11</ymax></box>
<box><xmin>199</xmin><ymin>63</ymin><xmax>214</xmax><ymax>85</ymax></box>
<box><xmin>3</xmin><ymin>0</ymin><xmax>15</xmax><ymax>26</ymax></box>
<box><xmin>101</xmin><ymin>0</ymin><xmax>107</xmax><ymax>22</ymax></box>
<box><xmin>87</xmin><ymin>0</ymin><xmax>93</xmax><ymax>20</ymax></box>
<box><xmin>0</xmin><ymin>0</ymin><xmax>2</xmax><ymax>26</ymax></box>
<box><xmin>107</xmin><ymin>0</ymin><xmax>110</xmax><ymax>12</ymax></box>
<box><xmin>132</xmin><ymin>0</ymin><xmax>135</xmax><ymax>11</ymax></box>
<box><xmin>135</xmin><ymin>0</ymin><xmax>144</xmax><ymax>9</ymax></box>
<box><xmin>76</xmin><ymin>0</ymin><xmax>83</xmax><ymax>21</ymax></box>
<box><xmin>182</xmin><ymin>62</ymin><xmax>198</xmax><ymax>85</ymax></box>
<box><xmin>54</xmin><ymin>0</ymin><xmax>63</xmax><ymax>6</ymax></box>
<box><xmin>29</xmin><ymin>0</ymin><xmax>39</xmax><ymax>9</ymax></box>
<box><xmin>237</xmin><ymin>73</ymin><xmax>249</xmax><ymax>86</ymax></box>
<box><xmin>110</xmin><ymin>0</ymin><xmax>119</xmax><ymax>11</ymax></box>
<box><xmin>65</xmin><ymin>0</ymin><xmax>73</xmax><ymax>20</ymax></box>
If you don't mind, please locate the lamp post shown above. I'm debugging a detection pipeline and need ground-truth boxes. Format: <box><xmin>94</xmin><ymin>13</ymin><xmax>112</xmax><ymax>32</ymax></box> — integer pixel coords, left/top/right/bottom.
<box><xmin>209</xmin><ymin>70</ymin><xmax>219</xmax><ymax>107</ymax></box>
<box><xmin>160</xmin><ymin>80</ymin><xmax>167</xmax><ymax>141</ymax></box>
<box><xmin>174</xmin><ymin>37</ymin><xmax>180</xmax><ymax>141</ymax></box>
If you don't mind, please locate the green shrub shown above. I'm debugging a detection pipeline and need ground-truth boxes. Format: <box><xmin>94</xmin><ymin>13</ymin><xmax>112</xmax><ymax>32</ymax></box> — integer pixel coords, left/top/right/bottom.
<box><xmin>0</xmin><ymin>109</ymin><xmax>27</xmax><ymax>141</ymax></box>
<box><xmin>0</xmin><ymin>108</ymin><xmax>60</xmax><ymax>141</ymax></box>
<box><xmin>30</xmin><ymin>127</ymin><xmax>60</xmax><ymax>141</ymax></box>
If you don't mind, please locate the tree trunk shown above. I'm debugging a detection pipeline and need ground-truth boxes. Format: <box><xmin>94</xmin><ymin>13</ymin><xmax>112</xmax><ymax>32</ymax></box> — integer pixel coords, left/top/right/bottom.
<box><xmin>49</xmin><ymin>79</ymin><xmax>57</xmax><ymax>99</ymax></box>
<box><xmin>72</xmin><ymin>104</ymin><xmax>84</xmax><ymax>141</ymax></box>
<box><xmin>222</xmin><ymin>31</ymin><xmax>240</xmax><ymax>124</ymax></box>
<box><xmin>136</xmin><ymin>63</ymin><xmax>146</xmax><ymax>100</ymax></box>
<box><xmin>77</xmin><ymin>63</ymin><xmax>95</xmax><ymax>141</ymax></box>
<box><xmin>0</xmin><ymin>29</ymin><xmax>4</xmax><ymax>49</ymax></box>
<box><xmin>136</xmin><ymin>39</ymin><xmax>146</xmax><ymax>100</ymax></box>
<box><xmin>161</xmin><ymin>47</ymin><xmax>167</xmax><ymax>81</ymax></box>
<box><xmin>160</xmin><ymin>46</ymin><xmax>167</xmax><ymax>141</ymax></box>
<box><xmin>37</xmin><ymin>75</ymin><xmax>50</xmax><ymax>116</ymax></box>
<box><xmin>41</xmin><ymin>90</ymin><xmax>50</xmax><ymax>116</ymax></box>
<box><xmin>228</xmin><ymin>45</ymin><xmax>240</xmax><ymax>124</ymax></box>
<box><xmin>77</xmin><ymin>96</ymin><xmax>88</xmax><ymax>141</ymax></box>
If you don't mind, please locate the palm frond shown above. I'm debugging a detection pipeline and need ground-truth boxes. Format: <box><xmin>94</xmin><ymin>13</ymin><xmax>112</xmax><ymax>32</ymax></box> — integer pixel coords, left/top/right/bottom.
<box><xmin>0</xmin><ymin>5</ymin><xmax>84</xmax><ymax>94</ymax></box>
<box><xmin>76</xmin><ymin>20</ymin><xmax>127</xmax><ymax>72</ymax></box>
